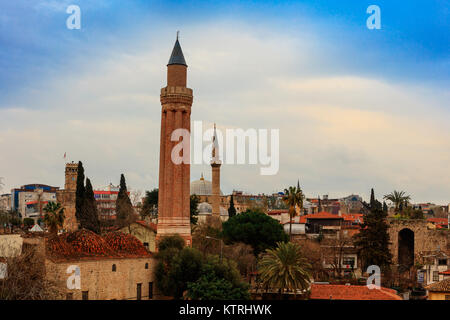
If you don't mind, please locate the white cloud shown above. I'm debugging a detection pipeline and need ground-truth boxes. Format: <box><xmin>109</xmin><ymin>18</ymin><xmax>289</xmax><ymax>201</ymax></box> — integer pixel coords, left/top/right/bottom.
<box><xmin>0</xmin><ymin>20</ymin><xmax>449</xmax><ymax>204</ymax></box>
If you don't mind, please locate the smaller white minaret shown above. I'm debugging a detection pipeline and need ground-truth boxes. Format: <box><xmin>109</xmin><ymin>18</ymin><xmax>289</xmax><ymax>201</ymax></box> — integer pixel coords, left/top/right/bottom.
<box><xmin>211</xmin><ymin>124</ymin><xmax>221</xmax><ymax>217</ymax></box>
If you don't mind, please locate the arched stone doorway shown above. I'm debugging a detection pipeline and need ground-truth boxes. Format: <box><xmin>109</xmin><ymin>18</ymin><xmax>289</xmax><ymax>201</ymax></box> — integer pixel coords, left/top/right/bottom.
<box><xmin>398</xmin><ymin>228</ymin><xmax>414</xmax><ymax>268</ymax></box>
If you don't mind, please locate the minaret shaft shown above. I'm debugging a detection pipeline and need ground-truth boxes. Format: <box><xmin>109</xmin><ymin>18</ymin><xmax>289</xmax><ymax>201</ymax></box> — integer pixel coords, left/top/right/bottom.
<box><xmin>156</xmin><ymin>37</ymin><xmax>192</xmax><ymax>247</ymax></box>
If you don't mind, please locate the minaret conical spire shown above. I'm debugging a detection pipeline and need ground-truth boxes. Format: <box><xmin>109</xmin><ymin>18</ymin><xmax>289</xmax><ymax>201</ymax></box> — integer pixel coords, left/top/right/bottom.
<box><xmin>168</xmin><ymin>31</ymin><xmax>187</xmax><ymax>66</ymax></box>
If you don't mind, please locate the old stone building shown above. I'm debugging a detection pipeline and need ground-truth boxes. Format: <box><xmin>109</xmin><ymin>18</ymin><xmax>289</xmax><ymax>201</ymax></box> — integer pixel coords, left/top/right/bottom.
<box><xmin>120</xmin><ymin>220</ymin><xmax>157</xmax><ymax>252</ymax></box>
<box><xmin>20</xmin><ymin>230</ymin><xmax>158</xmax><ymax>300</ymax></box>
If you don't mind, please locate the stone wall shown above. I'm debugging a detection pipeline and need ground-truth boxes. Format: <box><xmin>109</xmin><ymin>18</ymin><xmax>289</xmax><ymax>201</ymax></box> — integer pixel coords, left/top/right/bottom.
<box><xmin>388</xmin><ymin>219</ymin><xmax>449</xmax><ymax>265</ymax></box>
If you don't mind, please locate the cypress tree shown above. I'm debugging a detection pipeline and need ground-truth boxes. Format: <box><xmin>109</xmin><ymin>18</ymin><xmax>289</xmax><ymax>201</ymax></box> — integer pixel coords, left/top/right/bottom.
<box><xmin>370</xmin><ymin>188</ymin><xmax>375</xmax><ymax>207</ymax></box>
<box><xmin>317</xmin><ymin>195</ymin><xmax>322</xmax><ymax>212</ymax></box>
<box><xmin>84</xmin><ymin>178</ymin><xmax>100</xmax><ymax>234</ymax></box>
<box><xmin>75</xmin><ymin>161</ymin><xmax>85</xmax><ymax>227</ymax></box>
<box><xmin>383</xmin><ymin>201</ymin><xmax>388</xmax><ymax>213</ymax></box>
<box><xmin>354</xmin><ymin>188</ymin><xmax>392</xmax><ymax>272</ymax></box>
<box><xmin>116</xmin><ymin>174</ymin><xmax>134</xmax><ymax>226</ymax></box>
<box><xmin>228</xmin><ymin>195</ymin><xmax>237</xmax><ymax>218</ymax></box>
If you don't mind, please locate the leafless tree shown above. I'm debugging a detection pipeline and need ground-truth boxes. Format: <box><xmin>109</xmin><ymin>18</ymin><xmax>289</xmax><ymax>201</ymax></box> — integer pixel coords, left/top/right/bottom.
<box><xmin>0</xmin><ymin>245</ymin><xmax>62</xmax><ymax>300</ymax></box>
<box><xmin>129</xmin><ymin>189</ymin><xmax>143</xmax><ymax>207</ymax></box>
<box><xmin>320</xmin><ymin>231</ymin><xmax>354</xmax><ymax>279</ymax></box>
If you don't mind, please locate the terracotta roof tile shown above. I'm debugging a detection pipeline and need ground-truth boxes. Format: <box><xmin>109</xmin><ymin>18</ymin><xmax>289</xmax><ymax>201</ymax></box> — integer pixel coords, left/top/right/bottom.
<box><xmin>425</xmin><ymin>278</ymin><xmax>450</xmax><ymax>292</ymax></box>
<box><xmin>310</xmin><ymin>284</ymin><xmax>402</xmax><ymax>300</ymax></box>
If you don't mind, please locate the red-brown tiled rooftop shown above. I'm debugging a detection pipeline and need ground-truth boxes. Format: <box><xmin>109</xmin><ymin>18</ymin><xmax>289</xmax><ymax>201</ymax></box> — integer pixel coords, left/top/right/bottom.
<box><xmin>310</xmin><ymin>283</ymin><xmax>402</xmax><ymax>300</ymax></box>
<box><xmin>46</xmin><ymin>229</ymin><xmax>151</xmax><ymax>262</ymax></box>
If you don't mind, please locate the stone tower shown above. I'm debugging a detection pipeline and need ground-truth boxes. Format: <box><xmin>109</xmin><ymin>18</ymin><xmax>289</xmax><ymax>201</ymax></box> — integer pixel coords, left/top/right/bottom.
<box><xmin>156</xmin><ymin>35</ymin><xmax>193</xmax><ymax>246</ymax></box>
<box><xmin>56</xmin><ymin>162</ymin><xmax>78</xmax><ymax>231</ymax></box>
<box><xmin>211</xmin><ymin>124</ymin><xmax>222</xmax><ymax>217</ymax></box>
<box><xmin>64</xmin><ymin>162</ymin><xmax>78</xmax><ymax>191</ymax></box>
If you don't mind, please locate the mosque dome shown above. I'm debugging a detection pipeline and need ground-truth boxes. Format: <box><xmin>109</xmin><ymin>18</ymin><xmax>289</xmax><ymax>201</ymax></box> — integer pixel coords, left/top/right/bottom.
<box><xmin>190</xmin><ymin>174</ymin><xmax>223</xmax><ymax>196</ymax></box>
<box><xmin>198</xmin><ymin>202</ymin><xmax>212</xmax><ymax>214</ymax></box>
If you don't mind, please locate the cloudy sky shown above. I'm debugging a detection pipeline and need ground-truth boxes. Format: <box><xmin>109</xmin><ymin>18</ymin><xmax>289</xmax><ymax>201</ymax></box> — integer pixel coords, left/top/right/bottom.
<box><xmin>0</xmin><ymin>0</ymin><xmax>449</xmax><ymax>204</ymax></box>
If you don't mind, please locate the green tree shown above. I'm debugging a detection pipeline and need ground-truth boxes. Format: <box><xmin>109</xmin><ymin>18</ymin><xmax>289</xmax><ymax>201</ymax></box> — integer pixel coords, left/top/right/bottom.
<box><xmin>141</xmin><ymin>188</ymin><xmax>158</xmax><ymax>219</ymax></box>
<box><xmin>383</xmin><ymin>190</ymin><xmax>411</xmax><ymax>212</ymax></box>
<box><xmin>283</xmin><ymin>183</ymin><xmax>304</xmax><ymax>240</ymax></box>
<box><xmin>23</xmin><ymin>218</ymin><xmax>34</xmax><ymax>228</ymax></box>
<box><xmin>382</xmin><ymin>201</ymin><xmax>388</xmax><ymax>213</ymax></box>
<box><xmin>83</xmin><ymin>178</ymin><xmax>101</xmax><ymax>234</ymax></box>
<box><xmin>116</xmin><ymin>174</ymin><xmax>136</xmax><ymax>227</ymax></box>
<box><xmin>155</xmin><ymin>246</ymin><xmax>203</xmax><ymax>299</ymax></box>
<box><xmin>258</xmin><ymin>242</ymin><xmax>311</xmax><ymax>296</ymax></box>
<box><xmin>228</xmin><ymin>195</ymin><xmax>237</xmax><ymax>218</ymax></box>
<box><xmin>157</xmin><ymin>234</ymin><xmax>185</xmax><ymax>252</ymax></box>
<box><xmin>43</xmin><ymin>201</ymin><xmax>65</xmax><ymax>235</ymax></box>
<box><xmin>190</xmin><ymin>194</ymin><xmax>200</xmax><ymax>225</ymax></box>
<box><xmin>187</xmin><ymin>255</ymin><xmax>250</xmax><ymax>300</ymax></box>
<box><xmin>75</xmin><ymin>161</ymin><xmax>85</xmax><ymax>226</ymax></box>
<box><xmin>222</xmin><ymin>209</ymin><xmax>288</xmax><ymax>256</ymax></box>
<box><xmin>354</xmin><ymin>188</ymin><xmax>392</xmax><ymax>272</ymax></box>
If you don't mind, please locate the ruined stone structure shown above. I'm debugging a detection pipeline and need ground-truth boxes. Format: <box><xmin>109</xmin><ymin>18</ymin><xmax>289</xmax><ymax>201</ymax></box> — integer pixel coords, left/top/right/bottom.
<box><xmin>156</xmin><ymin>36</ymin><xmax>192</xmax><ymax>246</ymax></box>
<box><xmin>56</xmin><ymin>162</ymin><xmax>78</xmax><ymax>232</ymax></box>
<box><xmin>388</xmin><ymin>219</ymin><xmax>449</xmax><ymax>267</ymax></box>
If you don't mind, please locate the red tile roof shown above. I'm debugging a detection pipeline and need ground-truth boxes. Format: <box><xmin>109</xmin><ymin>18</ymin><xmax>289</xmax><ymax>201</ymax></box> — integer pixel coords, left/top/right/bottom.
<box><xmin>307</xmin><ymin>212</ymin><xmax>344</xmax><ymax>220</ymax></box>
<box><xmin>425</xmin><ymin>278</ymin><xmax>450</xmax><ymax>292</ymax></box>
<box><xmin>135</xmin><ymin>220</ymin><xmax>157</xmax><ymax>232</ymax></box>
<box><xmin>439</xmin><ymin>270</ymin><xmax>450</xmax><ymax>275</ymax></box>
<box><xmin>46</xmin><ymin>229</ymin><xmax>150</xmax><ymax>261</ymax></box>
<box><xmin>310</xmin><ymin>284</ymin><xmax>402</xmax><ymax>300</ymax></box>
<box><xmin>267</xmin><ymin>209</ymin><xmax>289</xmax><ymax>215</ymax></box>
<box><xmin>427</xmin><ymin>218</ymin><xmax>448</xmax><ymax>226</ymax></box>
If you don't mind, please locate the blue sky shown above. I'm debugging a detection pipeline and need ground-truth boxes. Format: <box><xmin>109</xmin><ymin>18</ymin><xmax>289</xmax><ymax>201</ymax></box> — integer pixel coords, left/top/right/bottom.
<box><xmin>0</xmin><ymin>1</ymin><xmax>449</xmax><ymax>203</ymax></box>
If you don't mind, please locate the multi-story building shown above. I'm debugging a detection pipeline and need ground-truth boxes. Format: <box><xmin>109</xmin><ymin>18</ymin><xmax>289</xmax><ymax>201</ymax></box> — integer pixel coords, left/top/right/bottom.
<box><xmin>228</xmin><ymin>190</ymin><xmax>268</xmax><ymax>213</ymax></box>
<box><xmin>94</xmin><ymin>183</ymin><xmax>130</xmax><ymax>220</ymax></box>
<box><xmin>306</xmin><ymin>195</ymin><xmax>341</xmax><ymax>215</ymax></box>
<box><xmin>11</xmin><ymin>184</ymin><xmax>59</xmax><ymax>220</ymax></box>
<box><xmin>417</xmin><ymin>252</ymin><xmax>449</xmax><ymax>286</ymax></box>
<box><xmin>0</xmin><ymin>194</ymin><xmax>11</xmax><ymax>212</ymax></box>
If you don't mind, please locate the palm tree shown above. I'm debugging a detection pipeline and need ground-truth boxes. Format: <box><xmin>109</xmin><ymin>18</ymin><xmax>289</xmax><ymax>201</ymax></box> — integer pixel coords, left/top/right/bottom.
<box><xmin>383</xmin><ymin>190</ymin><xmax>411</xmax><ymax>212</ymax></box>
<box><xmin>283</xmin><ymin>183</ymin><xmax>304</xmax><ymax>240</ymax></box>
<box><xmin>258</xmin><ymin>242</ymin><xmax>311</xmax><ymax>298</ymax></box>
<box><xmin>43</xmin><ymin>201</ymin><xmax>65</xmax><ymax>235</ymax></box>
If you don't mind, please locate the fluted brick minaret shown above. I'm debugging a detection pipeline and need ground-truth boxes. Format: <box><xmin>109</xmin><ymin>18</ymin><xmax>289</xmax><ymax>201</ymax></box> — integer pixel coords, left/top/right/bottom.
<box><xmin>211</xmin><ymin>124</ymin><xmax>222</xmax><ymax>217</ymax></box>
<box><xmin>156</xmin><ymin>34</ymin><xmax>192</xmax><ymax>246</ymax></box>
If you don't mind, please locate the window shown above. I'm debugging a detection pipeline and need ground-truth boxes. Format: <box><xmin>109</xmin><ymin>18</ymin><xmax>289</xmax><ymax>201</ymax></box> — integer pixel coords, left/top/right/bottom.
<box><xmin>149</xmin><ymin>282</ymin><xmax>153</xmax><ymax>299</ymax></box>
<box><xmin>145</xmin><ymin>263</ymin><xmax>149</xmax><ymax>269</ymax></box>
<box><xmin>438</xmin><ymin>259</ymin><xmax>447</xmax><ymax>266</ymax></box>
<box><xmin>137</xmin><ymin>283</ymin><xmax>142</xmax><ymax>300</ymax></box>
<box><xmin>445</xmin><ymin>295</ymin><xmax>450</xmax><ymax>300</ymax></box>
<box><xmin>143</xmin><ymin>242</ymin><xmax>149</xmax><ymax>250</ymax></box>
<box><xmin>342</xmin><ymin>257</ymin><xmax>355</xmax><ymax>267</ymax></box>
<box><xmin>66</xmin><ymin>293</ymin><xmax>73</xmax><ymax>300</ymax></box>
<box><xmin>433</xmin><ymin>271</ymin><xmax>439</xmax><ymax>282</ymax></box>
<box><xmin>112</xmin><ymin>264</ymin><xmax>116</xmax><ymax>272</ymax></box>
<box><xmin>82</xmin><ymin>291</ymin><xmax>89</xmax><ymax>300</ymax></box>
